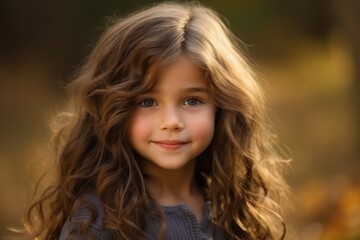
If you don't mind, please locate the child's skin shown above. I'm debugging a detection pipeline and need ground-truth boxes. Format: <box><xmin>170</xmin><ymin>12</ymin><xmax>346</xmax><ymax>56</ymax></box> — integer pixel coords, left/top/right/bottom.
<box><xmin>129</xmin><ymin>55</ymin><xmax>216</xmax><ymax>221</ymax></box>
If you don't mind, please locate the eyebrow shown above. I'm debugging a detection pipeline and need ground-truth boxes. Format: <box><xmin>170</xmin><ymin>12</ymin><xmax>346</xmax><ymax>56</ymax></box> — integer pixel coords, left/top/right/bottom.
<box><xmin>145</xmin><ymin>87</ymin><xmax>208</xmax><ymax>94</ymax></box>
<box><xmin>182</xmin><ymin>87</ymin><xmax>208</xmax><ymax>93</ymax></box>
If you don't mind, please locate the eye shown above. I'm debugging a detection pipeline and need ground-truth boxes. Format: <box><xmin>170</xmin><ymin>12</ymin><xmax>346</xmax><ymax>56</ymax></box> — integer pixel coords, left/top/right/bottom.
<box><xmin>184</xmin><ymin>97</ymin><xmax>203</xmax><ymax>106</ymax></box>
<box><xmin>138</xmin><ymin>98</ymin><xmax>157</xmax><ymax>107</ymax></box>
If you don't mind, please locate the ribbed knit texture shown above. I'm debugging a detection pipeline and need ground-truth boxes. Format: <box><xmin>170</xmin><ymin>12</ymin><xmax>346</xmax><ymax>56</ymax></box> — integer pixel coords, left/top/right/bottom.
<box><xmin>59</xmin><ymin>194</ymin><xmax>224</xmax><ymax>240</ymax></box>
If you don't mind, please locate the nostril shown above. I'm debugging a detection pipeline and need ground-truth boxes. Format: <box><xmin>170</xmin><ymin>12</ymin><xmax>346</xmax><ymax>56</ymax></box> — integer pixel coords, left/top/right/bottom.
<box><xmin>160</xmin><ymin>121</ymin><xmax>184</xmax><ymax>131</ymax></box>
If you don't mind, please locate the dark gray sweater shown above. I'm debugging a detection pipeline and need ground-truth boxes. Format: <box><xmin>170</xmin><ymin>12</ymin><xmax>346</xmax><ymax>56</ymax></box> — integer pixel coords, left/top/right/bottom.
<box><xmin>59</xmin><ymin>195</ymin><xmax>224</xmax><ymax>239</ymax></box>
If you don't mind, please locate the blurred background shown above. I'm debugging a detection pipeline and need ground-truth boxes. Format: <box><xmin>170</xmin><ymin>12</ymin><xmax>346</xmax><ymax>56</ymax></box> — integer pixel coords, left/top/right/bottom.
<box><xmin>0</xmin><ymin>0</ymin><xmax>359</xmax><ymax>239</ymax></box>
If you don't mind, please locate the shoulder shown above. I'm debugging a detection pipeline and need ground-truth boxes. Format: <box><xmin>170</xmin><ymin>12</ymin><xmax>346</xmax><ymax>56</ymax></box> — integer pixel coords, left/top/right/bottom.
<box><xmin>59</xmin><ymin>194</ymin><xmax>115</xmax><ymax>240</ymax></box>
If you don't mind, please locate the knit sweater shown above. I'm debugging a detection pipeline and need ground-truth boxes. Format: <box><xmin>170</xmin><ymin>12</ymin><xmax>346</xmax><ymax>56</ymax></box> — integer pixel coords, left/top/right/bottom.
<box><xmin>59</xmin><ymin>194</ymin><xmax>224</xmax><ymax>240</ymax></box>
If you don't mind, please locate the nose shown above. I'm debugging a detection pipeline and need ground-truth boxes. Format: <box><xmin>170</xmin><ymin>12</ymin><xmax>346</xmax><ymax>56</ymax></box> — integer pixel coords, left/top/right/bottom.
<box><xmin>160</xmin><ymin>106</ymin><xmax>184</xmax><ymax>131</ymax></box>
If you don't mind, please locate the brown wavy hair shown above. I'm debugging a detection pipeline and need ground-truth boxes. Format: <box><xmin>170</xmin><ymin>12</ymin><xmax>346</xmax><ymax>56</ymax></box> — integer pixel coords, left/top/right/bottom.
<box><xmin>24</xmin><ymin>2</ymin><xmax>290</xmax><ymax>239</ymax></box>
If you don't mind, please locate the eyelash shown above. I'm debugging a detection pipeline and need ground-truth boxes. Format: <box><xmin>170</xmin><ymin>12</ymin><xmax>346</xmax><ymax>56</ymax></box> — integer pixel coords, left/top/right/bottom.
<box><xmin>184</xmin><ymin>97</ymin><xmax>203</xmax><ymax>106</ymax></box>
<box><xmin>138</xmin><ymin>98</ymin><xmax>157</xmax><ymax>108</ymax></box>
<box><xmin>137</xmin><ymin>97</ymin><xmax>203</xmax><ymax>108</ymax></box>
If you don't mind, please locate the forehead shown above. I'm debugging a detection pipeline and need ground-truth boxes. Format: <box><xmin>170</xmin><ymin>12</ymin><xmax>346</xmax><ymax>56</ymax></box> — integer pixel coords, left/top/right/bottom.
<box><xmin>136</xmin><ymin>54</ymin><xmax>209</xmax><ymax>97</ymax></box>
<box><xmin>155</xmin><ymin>55</ymin><xmax>206</xmax><ymax>87</ymax></box>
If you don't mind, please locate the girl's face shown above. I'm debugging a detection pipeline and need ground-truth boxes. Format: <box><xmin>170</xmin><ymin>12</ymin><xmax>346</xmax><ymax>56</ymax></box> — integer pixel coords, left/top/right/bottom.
<box><xmin>129</xmin><ymin>56</ymin><xmax>216</xmax><ymax>172</ymax></box>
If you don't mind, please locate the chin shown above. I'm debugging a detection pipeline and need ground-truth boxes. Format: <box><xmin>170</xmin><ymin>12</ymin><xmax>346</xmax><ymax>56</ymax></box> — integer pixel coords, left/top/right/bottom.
<box><xmin>155</xmin><ymin>161</ymin><xmax>190</xmax><ymax>171</ymax></box>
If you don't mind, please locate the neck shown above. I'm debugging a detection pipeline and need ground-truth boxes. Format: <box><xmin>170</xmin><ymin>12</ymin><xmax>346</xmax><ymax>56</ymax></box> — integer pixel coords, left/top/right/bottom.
<box><xmin>142</xmin><ymin>159</ymin><xmax>202</xmax><ymax>206</ymax></box>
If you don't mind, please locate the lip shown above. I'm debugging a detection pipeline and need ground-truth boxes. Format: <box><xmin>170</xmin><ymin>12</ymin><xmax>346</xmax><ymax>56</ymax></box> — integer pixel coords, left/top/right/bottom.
<box><xmin>152</xmin><ymin>140</ymin><xmax>189</xmax><ymax>150</ymax></box>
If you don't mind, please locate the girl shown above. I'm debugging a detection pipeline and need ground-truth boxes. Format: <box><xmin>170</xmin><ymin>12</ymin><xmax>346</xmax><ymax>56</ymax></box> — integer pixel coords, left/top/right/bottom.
<box><xmin>24</xmin><ymin>2</ymin><xmax>290</xmax><ymax>239</ymax></box>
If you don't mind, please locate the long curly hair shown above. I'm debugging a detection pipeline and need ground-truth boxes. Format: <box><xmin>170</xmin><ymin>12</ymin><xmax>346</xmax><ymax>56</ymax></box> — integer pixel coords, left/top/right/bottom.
<box><xmin>24</xmin><ymin>2</ymin><xmax>290</xmax><ymax>239</ymax></box>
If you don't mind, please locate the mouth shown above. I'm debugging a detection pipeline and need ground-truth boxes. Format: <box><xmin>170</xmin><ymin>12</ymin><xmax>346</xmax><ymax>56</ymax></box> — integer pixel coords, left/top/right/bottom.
<box><xmin>151</xmin><ymin>140</ymin><xmax>189</xmax><ymax>150</ymax></box>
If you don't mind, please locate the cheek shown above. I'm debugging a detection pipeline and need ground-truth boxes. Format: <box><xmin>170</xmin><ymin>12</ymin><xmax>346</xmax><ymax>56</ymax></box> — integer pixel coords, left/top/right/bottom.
<box><xmin>129</xmin><ymin>113</ymin><xmax>152</xmax><ymax>142</ymax></box>
<box><xmin>189</xmin><ymin>111</ymin><xmax>215</xmax><ymax>142</ymax></box>
<box><xmin>196</xmin><ymin>119</ymin><xmax>215</xmax><ymax>140</ymax></box>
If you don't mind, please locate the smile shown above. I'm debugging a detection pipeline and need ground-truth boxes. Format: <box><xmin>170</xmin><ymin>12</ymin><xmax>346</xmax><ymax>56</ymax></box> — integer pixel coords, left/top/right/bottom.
<box><xmin>151</xmin><ymin>140</ymin><xmax>189</xmax><ymax>150</ymax></box>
